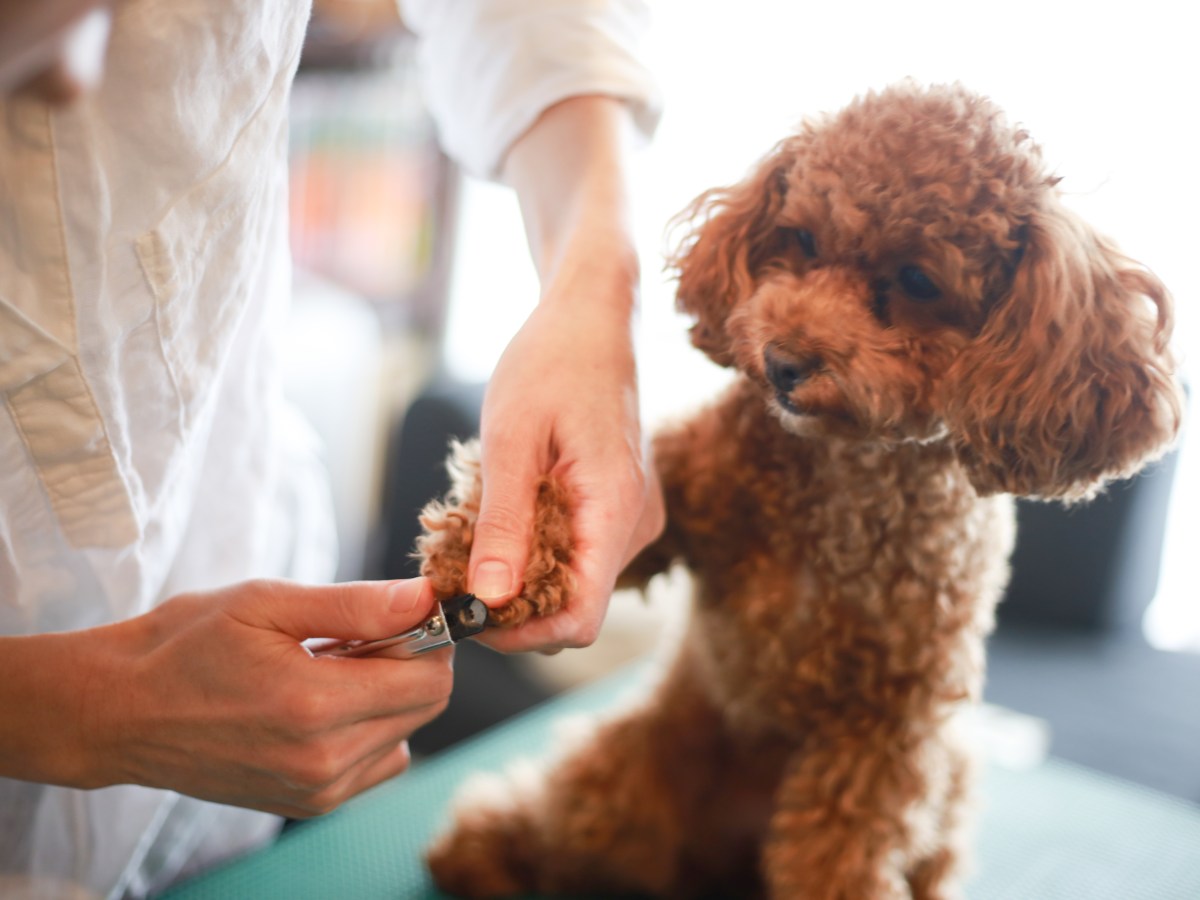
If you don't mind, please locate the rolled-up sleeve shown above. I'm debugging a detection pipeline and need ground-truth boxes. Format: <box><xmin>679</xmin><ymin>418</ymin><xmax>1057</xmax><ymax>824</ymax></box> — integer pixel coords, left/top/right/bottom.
<box><xmin>397</xmin><ymin>0</ymin><xmax>662</xmax><ymax>180</ymax></box>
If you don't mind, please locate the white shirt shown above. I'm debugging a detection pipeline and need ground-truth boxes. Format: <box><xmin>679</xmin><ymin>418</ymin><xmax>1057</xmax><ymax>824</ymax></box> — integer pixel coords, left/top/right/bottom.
<box><xmin>0</xmin><ymin>0</ymin><xmax>659</xmax><ymax>897</ymax></box>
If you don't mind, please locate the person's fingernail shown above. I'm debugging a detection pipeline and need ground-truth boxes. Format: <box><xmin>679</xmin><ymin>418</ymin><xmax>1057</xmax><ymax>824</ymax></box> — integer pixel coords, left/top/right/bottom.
<box><xmin>471</xmin><ymin>561</ymin><xmax>514</xmax><ymax>602</ymax></box>
<box><xmin>389</xmin><ymin>580</ymin><xmax>423</xmax><ymax>614</ymax></box>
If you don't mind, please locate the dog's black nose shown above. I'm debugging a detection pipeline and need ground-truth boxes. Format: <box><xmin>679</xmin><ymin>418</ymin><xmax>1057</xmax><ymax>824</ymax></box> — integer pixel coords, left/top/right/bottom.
<box><xmin>764</xmin><ymin>345</ymin><xmax>820</xmax><ymax>394</ymax></box>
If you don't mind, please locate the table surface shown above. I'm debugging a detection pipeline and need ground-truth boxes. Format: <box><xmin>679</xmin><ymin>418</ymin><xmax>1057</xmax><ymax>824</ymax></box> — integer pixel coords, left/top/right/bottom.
<box><xmin>163</xmin><ymin>664</ymin><xmax>1200</xmax><ymax>900</ymax></box>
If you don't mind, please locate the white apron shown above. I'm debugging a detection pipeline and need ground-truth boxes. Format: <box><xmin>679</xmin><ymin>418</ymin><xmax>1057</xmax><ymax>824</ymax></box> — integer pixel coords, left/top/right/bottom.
<box><xmin>0</xmin><ymin>1</ymin><xmax>337</xmax><ymax>897</ymax></box>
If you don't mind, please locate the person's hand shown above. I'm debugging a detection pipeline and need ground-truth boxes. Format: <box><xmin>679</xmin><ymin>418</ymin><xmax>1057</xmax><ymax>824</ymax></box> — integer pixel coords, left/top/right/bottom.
<box><xmin>461</xmin><ymin>96</ymin><xmax>664</xmax><ymax>654</ymax></box>
<box><xmin>467</xmin><ymin>253</ymin><xmax>664</xmax><ymax>654</ymax></box>
<box><xmin>75</xmin><ymin>578</ymin><xmax>452</xmax><ymax>818</ymax></box>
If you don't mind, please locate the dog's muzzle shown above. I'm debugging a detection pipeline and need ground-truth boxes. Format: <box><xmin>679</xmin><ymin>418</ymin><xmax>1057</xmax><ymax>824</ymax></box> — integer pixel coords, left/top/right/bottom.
<box><xmin>764</xmin><ymin>344</ymin><xmax>822</xmax><ymax>396</ymax></box>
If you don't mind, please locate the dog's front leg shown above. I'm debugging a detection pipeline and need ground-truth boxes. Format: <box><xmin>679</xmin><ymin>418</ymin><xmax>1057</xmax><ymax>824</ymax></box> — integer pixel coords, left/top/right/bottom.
<box><xmin>763</xmin><ymin>730</ymin><xmax>932</xmax><ymax>900</ymax></box>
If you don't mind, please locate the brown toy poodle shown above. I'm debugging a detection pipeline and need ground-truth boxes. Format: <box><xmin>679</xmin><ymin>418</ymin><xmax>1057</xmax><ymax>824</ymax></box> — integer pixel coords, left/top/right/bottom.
<box><xmin>416</xmin><ymin>82</ymin><xmax>1183</xmax><ymax>899</ymax></box>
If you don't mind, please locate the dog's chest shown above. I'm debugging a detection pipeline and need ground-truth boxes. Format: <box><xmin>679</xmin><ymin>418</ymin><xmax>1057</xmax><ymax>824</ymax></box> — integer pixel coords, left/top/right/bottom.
<box><xmin>682</xmin><ymin>434</ymin><xmax>1003</xmax><ymax>730</ymax></box>
<box><xmin>692</xmin><ymin>437</ymin><xmax>974</xmax><ymax>601</ymax></box>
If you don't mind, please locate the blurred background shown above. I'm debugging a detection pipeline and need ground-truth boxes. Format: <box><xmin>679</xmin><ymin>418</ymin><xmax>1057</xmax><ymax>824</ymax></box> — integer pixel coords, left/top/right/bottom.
<box><xmin>287</xmin><ymin>1</ymin><xmax>1198</xmax><ymax>802</ymax></box>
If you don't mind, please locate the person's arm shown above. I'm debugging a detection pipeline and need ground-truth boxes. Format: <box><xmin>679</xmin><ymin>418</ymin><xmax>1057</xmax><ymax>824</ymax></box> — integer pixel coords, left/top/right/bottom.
<box><xmin>466</xmin><ymin>95</ymin><xmax>664</xmax><ymax>652</ymax></box>
<box><xmin>0</xmin><ymin>578</ymin><xmax>453</xmax><ymax>818</ymax></box>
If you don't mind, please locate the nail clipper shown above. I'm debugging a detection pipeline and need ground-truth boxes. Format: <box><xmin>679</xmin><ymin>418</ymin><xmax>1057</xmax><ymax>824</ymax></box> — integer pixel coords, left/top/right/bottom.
<box><xmin>309</xmin><ymin>593</ymin><xmax>490</xmax><ymax>659</ymax></box>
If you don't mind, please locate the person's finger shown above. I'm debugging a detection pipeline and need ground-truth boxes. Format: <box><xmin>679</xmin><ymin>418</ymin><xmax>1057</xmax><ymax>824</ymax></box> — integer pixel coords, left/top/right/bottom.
<box><xmin>537</xmin><ymin>458</ymin><xmax>658</xmax><ymax>646</ymax></box>
<box><xmin>321</xmin><ymin>714</ymin><xmax>425</xmax><ymax>785</ymax></box>
<box><xmin>336</xmin><ymin>738</ymin><xmax>413</xmax><ymax>799</ymax></box>
<box><xmin>462</xmin><ymin>454</ymin><xmax>657</xmax><ymax>654</ymax></box>
<box><xmin>230</xmin><ymin>578</ymin><xmax>436</xmax><ymax>642</ymax></box>
<box><xmin>309</xmin><ymin>647</ymin><xmax>456</xmax><ymax>727</ymax></box>
<box><xmin>207</xmin><ymin>662</ymin><xmax>447</xmax><ymax>816</ymax></box>
<box><xmin>475</xmin><ymin>605</ymin><xmax>595</xmax><ymax>654</ymax></box>
<box><xmin>620</xmin><ymin>459</ymin><xmax>665</xmax><ymax>568</ymax></box>
<box><xmin>292</xmin><ymin>740</ymin><xmax>414</xmax><ymax>818</ymax></box>
<box><xmin>468</xmin><ymin>426</ymin><xmax>542</xmax><ymax>608</ymax></box>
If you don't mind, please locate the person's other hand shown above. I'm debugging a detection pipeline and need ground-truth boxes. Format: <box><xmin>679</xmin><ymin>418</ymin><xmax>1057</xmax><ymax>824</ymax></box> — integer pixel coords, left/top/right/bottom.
<box><xmin>79</xmin><ymin>578</ymin><xmax>453</xmax><ymax>818</ymax></box>
<box><xmin>467</xmin><ymin>258</ymin><xmax>664</xmax><ymax>654</ymax></box>
<box><xmin>459</xmin><ymin>96</ymin><xmax>664</xmax><ymax>654</ymax></box>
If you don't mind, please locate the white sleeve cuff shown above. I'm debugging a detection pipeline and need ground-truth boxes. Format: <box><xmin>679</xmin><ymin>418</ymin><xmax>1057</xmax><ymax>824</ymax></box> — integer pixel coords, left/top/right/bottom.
<box><xmin>399</xmin><ymin>0</ymin><xmax>662</xmax><ymax>180</ymax></box>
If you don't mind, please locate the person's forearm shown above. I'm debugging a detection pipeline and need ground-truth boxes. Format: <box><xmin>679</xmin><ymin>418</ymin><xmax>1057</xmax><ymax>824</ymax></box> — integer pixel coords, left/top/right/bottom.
<box><xmin>0</xmin><ymin>621</ymin><xmax>138</xmax><ymax>788</ymax></box>
<box><xmin>465</xmin><ymin>94</ymin><xmax>658</xmax><ymax>645</ymax></box>
<box><xmin>502</xmin><ymin>95</ymin><xmax>640</xmax><ymax>305</ymax></box>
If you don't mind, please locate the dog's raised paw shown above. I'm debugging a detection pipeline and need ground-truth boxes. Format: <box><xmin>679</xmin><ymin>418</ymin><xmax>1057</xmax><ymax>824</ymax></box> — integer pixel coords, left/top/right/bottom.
<box><xmin>415</xmin><ymin>438</ymin><xmax>577</xmax><ymax>628</ymax></box>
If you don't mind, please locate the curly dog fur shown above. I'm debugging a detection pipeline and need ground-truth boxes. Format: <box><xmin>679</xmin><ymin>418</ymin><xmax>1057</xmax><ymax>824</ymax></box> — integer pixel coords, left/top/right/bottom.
<box><xmin>417</xmin><ymin>82</ymin><xmax>1182</xmax><ymax>899</ymax></box>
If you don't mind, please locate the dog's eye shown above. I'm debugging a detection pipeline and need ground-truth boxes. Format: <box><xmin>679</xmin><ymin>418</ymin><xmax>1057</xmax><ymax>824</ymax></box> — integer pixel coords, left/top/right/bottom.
<box><xmin>792</xmin><ymin>229</ymin><xmax>818</xmax><ymax>259</ymax></box>
<box><xmin>898</xmin><ymin>265</ymin><xmax>941</xmax><ymax>301</ymax></box>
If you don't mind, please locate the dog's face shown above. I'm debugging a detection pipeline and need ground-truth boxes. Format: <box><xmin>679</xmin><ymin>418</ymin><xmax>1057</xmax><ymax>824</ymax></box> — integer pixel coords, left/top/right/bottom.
<box><xmin>672</xmin><ymin>83</ymin><xmax>1181</xmax><ymax>500</ymax></box>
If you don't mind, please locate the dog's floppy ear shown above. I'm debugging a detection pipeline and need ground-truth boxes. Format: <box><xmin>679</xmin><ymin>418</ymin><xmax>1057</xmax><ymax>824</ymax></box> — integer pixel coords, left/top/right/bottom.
<box><xmin>668</xmin><ymin>139</ymin><xmax>796</xmax><ymax>366</ymax></box>
<box><xmin>940</xmin><ymin>200</ymin><xmax>1181</xmax><ymax>501</ymax></box>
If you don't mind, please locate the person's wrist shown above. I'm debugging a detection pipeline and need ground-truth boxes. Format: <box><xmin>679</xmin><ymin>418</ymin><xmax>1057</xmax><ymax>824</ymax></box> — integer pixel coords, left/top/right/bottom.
<box><xmin>64</xmin><ymin>615</ymin><xmax>151</xmax><ymax>788</ymax></box>
<box><xmin>0</xmin><ymin>620</ymin><xmax>137</xmax><ymax>788</ymax></box>
<box><xmin>537</xmin><ymin>220</ymin><xmax>641</xmax><ymax>314</ymax></box>
<box><xmin>503</xmin><ymin>95</ymin><xmax>639</xmax><ymax>286</ymax></box>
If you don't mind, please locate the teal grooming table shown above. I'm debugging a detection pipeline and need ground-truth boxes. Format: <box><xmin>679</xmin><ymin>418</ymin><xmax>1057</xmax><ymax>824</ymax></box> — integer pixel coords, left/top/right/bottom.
<box><xmin>163</xmin><ymin>664</ymin><xmax>1200</xmax><ymax>900</ymax></box>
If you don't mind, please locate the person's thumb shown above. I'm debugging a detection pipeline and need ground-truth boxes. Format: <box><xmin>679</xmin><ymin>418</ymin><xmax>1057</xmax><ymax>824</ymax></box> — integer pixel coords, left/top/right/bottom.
<box><xmin>237</xmin><ymin>578</ymin><xmax>436</xmax><ymax>641</ymax></box>
<box><xmin>468</xmin><ymin>448</ymin><xmax>537</xmax><ymax>609</ymax></box>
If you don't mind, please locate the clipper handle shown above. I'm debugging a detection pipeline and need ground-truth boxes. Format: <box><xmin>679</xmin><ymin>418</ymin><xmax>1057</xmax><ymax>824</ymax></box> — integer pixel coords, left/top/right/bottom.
<box><xmin>307</xmin><ymin>594</ymin><xmax>489</xmax><ymax>659</ymax></box>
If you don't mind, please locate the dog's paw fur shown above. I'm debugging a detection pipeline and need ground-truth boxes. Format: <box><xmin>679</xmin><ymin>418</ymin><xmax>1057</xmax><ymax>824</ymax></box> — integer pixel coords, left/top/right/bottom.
<box><xmin>425</xmin><ymin>809</ymin><xmax>539</xmax><ymax>898</ymax></box>
<box><xmin>415</xmin><ymin>438</ymin><xmax>576</xmax><ymax>627</ymax></box>
<box><xmin>425</xmin><ymin>769</ymin><xmax>545</xmax><ymax>898</ymax></box>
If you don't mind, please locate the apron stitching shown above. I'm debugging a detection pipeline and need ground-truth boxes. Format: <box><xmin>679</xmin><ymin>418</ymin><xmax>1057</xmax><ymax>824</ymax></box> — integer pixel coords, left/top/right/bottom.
<box><xmin>6</xmin><ymin>360</ymin><xmax>140</xmax><ymax>548</ymax></box>
<box><xmin>0</xmin><ymin>296</ymin><xmax>73</xmax><ymax>357</ymax></box>
<box><xmin>134</xmin><ymin>233</ymin><xmax>189</xmax><ymax>434</ymax></box>
<box><xmin>41</xmin><ymin>105</ymin><xmax>80</xmax><ymax>353</ymax></box>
